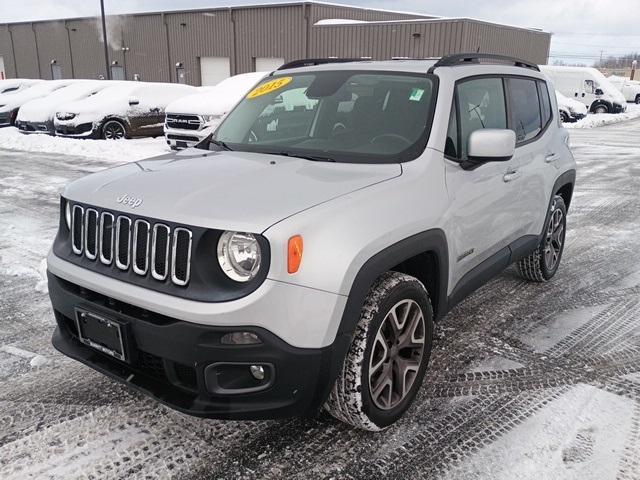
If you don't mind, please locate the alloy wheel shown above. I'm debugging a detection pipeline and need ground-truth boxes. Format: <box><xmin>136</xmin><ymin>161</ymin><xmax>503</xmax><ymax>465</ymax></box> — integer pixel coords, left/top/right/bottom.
<box><xmin>544</xmin><ymin>207</ymin><xmax>564</xmax><ymax>270</ymax></box>
<box><xmin>103</xmin><ymin>121</ymin><xmax>126</xmax><ymax>140</ymax></box>
<box><xmin>368</xmin><ymin>299</ymin><xmax>426</xmax><ymax>410</ymax></box>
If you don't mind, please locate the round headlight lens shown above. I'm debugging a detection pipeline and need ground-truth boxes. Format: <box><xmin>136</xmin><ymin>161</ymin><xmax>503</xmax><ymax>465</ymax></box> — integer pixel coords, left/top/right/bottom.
<box><xmin>65</xmin><ymin>201</ymin><xmax>72</xmax><ymax>230</ymax></box>
<box><xmin>217</xmin><ymin>231</ymin><xmax>262</xmax><ymax>282</ymax></box>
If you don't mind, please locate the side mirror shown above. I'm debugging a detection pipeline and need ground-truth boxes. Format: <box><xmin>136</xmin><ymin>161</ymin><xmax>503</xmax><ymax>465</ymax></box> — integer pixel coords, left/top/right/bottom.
<box><xmin>128</xmin><ymin>97</ymin><xmax>140</xmax><ymax>106</ymax></box>
<box><xmin>464</xmin><ymin>129</ymin><xmax>516</xmax><ymax>169</ymax></box>
<box><xmin>595</xmin><ymin>88</ymin><xmax>604</xmax><ymax>96</ymax></box>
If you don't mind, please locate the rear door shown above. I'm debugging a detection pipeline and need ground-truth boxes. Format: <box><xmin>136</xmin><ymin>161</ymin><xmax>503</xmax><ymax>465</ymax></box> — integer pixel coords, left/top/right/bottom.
<box><xmin>504</xmin><ymin>77</ymin><xmax>555</xmax><ymax>239</ymax></box>
<box><xmin>444</xmin><ymin>76</ymin><xmax>523</xmax><ymax>287</ymax></box>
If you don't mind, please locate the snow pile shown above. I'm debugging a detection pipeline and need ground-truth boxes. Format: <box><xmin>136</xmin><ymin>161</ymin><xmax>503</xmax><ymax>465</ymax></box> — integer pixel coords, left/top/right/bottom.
<box><xmin>0</xmin><ymin>127</ymin><xmax>169</xmax><ymax>162</ymax></box>
<box><xmin>564</xmin><ymin>104</ymin><xmax>640</xmax><ymax>129</ymax></box>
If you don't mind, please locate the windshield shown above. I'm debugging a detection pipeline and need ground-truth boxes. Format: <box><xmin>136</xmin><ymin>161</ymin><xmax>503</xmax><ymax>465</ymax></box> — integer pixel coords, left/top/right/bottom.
<box><xmin>207</xmin><ymin>71</ymin><xmax>436</xmax><ymax>163</ymax></box>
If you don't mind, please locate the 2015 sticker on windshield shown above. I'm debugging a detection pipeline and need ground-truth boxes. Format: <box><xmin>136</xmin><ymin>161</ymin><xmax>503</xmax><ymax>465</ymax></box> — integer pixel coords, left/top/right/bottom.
<box><xmin>247</xmin><ymin>77</ymin><xmax>293</xmax><ymax>99</ymax></box>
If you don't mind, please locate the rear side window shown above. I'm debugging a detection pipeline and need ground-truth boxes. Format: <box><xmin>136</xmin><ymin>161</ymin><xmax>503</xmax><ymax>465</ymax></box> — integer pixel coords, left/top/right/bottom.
<box><xmin>538</xmin><ymin>81</ymin><xmax>552</xmax><ymax>126</ymax></box>
<box><xmin>507</xmin><ymin>78</ymin><xmax>541</xmax><ymax>143</ymax></box>
<box><xmin>454</xmin><ymin>77</ymin><xmax>507</xmax><ymax>159</ymax></box>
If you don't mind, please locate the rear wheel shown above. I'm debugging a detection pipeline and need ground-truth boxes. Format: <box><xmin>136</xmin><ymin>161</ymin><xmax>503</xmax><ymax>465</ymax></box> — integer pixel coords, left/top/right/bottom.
<box><xmin>517</xmin><ymin>195</ymin><xmax>567</xmax><ymax>282</ymax></box>
<box><xmin>560</xmin><ymin>110</ymin><xmax>570</xmax><ymax>123</ymax></box>
<box><xmin>102</xmin><ymin>120</ymin><xmax>127</xmax><ymax>140</ymax></box>
<box><xmin>324</xmin><ymin>271</ymin><xmax>434</xmax><ymax>431</ymax></box>
<box><xmin>635</xmin><ymin>95</ymin><xmax>640</xmax><ymax>105</ymax></box>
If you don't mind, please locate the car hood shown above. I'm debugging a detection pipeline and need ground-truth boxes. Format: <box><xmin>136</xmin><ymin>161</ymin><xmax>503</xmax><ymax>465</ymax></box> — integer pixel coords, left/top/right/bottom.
<box><xmin>63</xmin><ymin>148</ymin><xmax>402</xmax><ymax>232</ymax></box>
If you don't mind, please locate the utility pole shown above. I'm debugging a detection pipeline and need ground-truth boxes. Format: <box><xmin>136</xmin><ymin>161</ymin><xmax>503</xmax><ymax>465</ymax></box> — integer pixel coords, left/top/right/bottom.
<box><xmin>100</xmin><ymin>0</ymin><xmax>111</xmax><ymax>79</ymax></box>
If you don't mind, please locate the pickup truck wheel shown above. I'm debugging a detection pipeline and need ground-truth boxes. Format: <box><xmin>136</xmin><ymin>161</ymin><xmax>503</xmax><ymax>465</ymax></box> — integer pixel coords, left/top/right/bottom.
<box><xmin>324</xmin><ymin>271</ymin><xmax>433</xmax><ymax>431</ymax></box>
<box><xmin>517</xmin><ymin>195</ymin><xmax>567</xmax><ymax>282</ymax></box>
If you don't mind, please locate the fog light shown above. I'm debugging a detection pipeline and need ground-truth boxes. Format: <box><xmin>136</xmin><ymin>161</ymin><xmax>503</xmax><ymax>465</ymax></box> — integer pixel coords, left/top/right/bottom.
<box><xmin>220</xmin><ymin>331</ymin><xmax>262</xmax><ymax>345</ymax></box>
<box><xmin>250</xmin><ymin>365</ymin><xmax>265</xmax><ymax>380</ymax></box>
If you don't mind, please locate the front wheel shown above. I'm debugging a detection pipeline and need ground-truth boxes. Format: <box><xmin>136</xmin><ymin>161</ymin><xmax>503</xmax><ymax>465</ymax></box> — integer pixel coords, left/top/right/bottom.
<box><xmin>102</xmin><ymin>120</ymin><xmax>127</xmax><ymax>140</ymax></box>
<box><xmin>324</xmin><ymin>271</ymin><xmax>434</xmax><ymax>431</ymax></box>
<box><xmin>594</xmin><ymin>104</ymin><xmax>609</xmax><ymax>114</ymax></box>
<box><xmin>517</xmin><ymin>195</ymin><xmax>567</xmax><ymax>282</ymax></box>
<box><xmin>635</xmin><ymin>95</ymin><xmax>640</xmax><ymax>105</ymax></box>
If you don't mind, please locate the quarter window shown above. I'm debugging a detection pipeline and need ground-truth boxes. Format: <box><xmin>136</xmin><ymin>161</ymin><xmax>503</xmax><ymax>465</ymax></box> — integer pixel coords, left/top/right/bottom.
<box><xmin>538</xmin><ymin>81</ymin><xmax>552</xmax><ymax>127</ymax></box>
<box><xmin>455</xmin><ymin>77</ymin><xmax>507</xmax><ymax>159</ymax></box>
<box><xmin>506</xmin><ymin>78</ymin><xmax>541</xmax><ymax>143</ymax></box>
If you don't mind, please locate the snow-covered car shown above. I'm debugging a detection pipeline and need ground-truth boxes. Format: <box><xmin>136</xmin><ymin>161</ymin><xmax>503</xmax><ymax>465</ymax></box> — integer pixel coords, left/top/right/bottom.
<box><xmin>164</xmin><ymin>72</ymin><xmax>267</xmax><ymax>149</ymax></box>
<box><xmin>0</xmin><ymin>78</ymin><xmax>42</xmax><ymax>95</ymax></box>
<box><xmin>16</xmin><ymin>80</ymin><xmax>119</xmax><ymax>135</ymax></box>
<box><xmin>540</xmin><ymin>66</ymin><xmax>626</xmax><ymax>114</ymax></box>
<box><xmin>0</xmin><ymin>79</ymin><xmax>77</xmax><ymax>127</ymax></box>
<box><xmin>556</xmin><ymin>90</ymin><xmax>587</xmax><ymax>123</ymax></box>
<box><xmin>607</xmin><ymin>75</ymin><xmax>640</xmax><ymax>104</ymax></box>
<box><xmin>55</xmin><ymin>82</ymin><xmax>196</xmax><ymax>139</ymax></box>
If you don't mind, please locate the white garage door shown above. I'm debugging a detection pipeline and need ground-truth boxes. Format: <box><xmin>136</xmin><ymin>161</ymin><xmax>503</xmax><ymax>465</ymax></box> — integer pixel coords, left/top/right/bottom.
<box><xmin>200</xmin><ymin>57</ymin><xmax>230</xmax><ymax>86</ymax></box>
<box><xmin>255</xmin><ymin>57</ymin><xmax>285</xmax><ymax>72</ymax></box>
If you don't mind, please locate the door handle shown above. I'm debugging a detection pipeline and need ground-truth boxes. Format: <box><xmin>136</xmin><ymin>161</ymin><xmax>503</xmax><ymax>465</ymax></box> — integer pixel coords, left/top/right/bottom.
<box><xmin>503</xmin><ymin>170</ymin><xmax>521</xmax><ymax>182</ymax></box>
<box><xmin>545</xmin><ymin>153</ymin><xmax>559</xmax><ymax>163</ymax></box>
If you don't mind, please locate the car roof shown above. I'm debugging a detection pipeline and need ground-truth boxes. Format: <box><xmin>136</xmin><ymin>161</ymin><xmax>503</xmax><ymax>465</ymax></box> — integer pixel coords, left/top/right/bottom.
<box><xmin>276</xmin><ymin>59</ymin><xmax>438</xmax><ymax>75</ymax></box>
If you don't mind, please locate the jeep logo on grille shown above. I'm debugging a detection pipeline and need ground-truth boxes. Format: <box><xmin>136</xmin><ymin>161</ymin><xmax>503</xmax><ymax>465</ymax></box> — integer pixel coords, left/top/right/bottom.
<box><xmin>116</xmin><ymin>194</ymin><xmax>143</xmax><ymax>209</ymax></box>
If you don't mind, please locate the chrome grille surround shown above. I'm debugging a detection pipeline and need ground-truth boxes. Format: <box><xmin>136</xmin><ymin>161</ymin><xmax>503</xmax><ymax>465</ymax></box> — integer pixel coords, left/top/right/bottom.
<box><xmin>67</xmin><ymin>204</ymin><xmax>193</xmax><ymax>287</ymax></box>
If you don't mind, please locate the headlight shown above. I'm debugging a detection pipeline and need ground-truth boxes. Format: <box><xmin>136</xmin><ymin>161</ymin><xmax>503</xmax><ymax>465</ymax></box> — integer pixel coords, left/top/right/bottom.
<box><xmin>64</xmin><ymin>201</ymin><xmax>72</xmax><ymax>230</ymax></box>
<box><xmin>201</xmin><ymin>114</ymin><xmax>223</xmax><ymax>124</ymax></box>
<box><xmin>56</xmin><ymin>112</ymin><xmax>76</xmax><ymax>121</ymax></box>
<box><xmin>217</xmin><ymin>231</ymin><xmax>262</xmax><ymax>282</ymax></box>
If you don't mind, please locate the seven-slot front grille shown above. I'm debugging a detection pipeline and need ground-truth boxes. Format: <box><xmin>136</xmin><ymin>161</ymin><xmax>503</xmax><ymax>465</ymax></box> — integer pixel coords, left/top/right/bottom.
<box><xmin>71</xmin><ymin>206</ymin><xmax>193</xmax><ymax>286</ymax></box>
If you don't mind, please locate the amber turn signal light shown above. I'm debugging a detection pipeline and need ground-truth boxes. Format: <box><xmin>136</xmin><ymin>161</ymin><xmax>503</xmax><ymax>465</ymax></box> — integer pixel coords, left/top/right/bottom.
<box><xmin>288</xmin><ymin>235</ymin><xmax>303</xmax><ymax>274</ymax></box>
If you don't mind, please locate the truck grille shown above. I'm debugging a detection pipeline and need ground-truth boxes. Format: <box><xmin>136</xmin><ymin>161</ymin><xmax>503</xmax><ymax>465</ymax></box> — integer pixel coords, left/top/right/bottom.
<box><xmin>165</xmin><ymin>114</ymin><xmax>202</xmax><ymax>131</ymax></box>
<box><xmin>71</xmin><ymin>205</ymin><xmax>192</xmax><ymax>286</ymax></box>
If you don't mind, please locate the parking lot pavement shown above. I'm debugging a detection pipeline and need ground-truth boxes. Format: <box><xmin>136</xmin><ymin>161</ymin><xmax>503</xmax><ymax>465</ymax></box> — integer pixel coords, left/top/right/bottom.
<box><xmin>1</xmin><ymin>121</ymin><xmax>639</xmax><ymax>480</ymax></box>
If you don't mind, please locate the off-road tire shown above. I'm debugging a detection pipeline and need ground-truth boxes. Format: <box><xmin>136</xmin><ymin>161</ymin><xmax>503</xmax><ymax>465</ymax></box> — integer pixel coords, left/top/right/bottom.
<box><xmin>517</xmin><ymin>195</ymin><xmax>567</xmax><ymax>282</ymax></box>
<box><xmin>324</xmin><ymin>271</ymin><xmax>434</xmax><ymax>431</ymax></box>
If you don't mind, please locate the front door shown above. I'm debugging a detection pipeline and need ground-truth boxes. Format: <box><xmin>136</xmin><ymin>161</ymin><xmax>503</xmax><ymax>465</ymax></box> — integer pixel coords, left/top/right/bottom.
<box><xmin>444</xmin><ymin>76</ymin><xmax>523</xmax><ymax>289</ymax></box>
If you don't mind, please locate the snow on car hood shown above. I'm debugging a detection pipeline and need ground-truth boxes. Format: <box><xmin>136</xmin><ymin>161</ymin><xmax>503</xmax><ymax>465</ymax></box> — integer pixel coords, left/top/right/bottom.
<box><xmin>63</xmin><ymin>149</ymin><xmax>402</xmax><ymax>232</ymax></box>
<box><xmin>166</xmin><ymin>72</ymin><xmax>267</xmax><ymax>116</ymax></box>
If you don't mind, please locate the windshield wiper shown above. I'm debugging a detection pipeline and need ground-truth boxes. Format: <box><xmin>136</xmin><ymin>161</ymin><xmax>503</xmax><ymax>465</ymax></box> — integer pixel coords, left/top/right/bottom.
<box><xmin>209</xmin><ymin>139</ymin><xmax>233</xmax><ymax>151</ymax></box>
<box><xmin>273</xmin><ymin>151</ymin><xmax>336</xmax><ymax>163</ymax></box>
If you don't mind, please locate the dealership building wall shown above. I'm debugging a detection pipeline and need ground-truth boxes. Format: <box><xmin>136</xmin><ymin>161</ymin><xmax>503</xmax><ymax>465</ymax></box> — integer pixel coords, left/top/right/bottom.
<box><xmin>0</xmin><ymin>2</ymin><xmax>550</xmax><ymax>86</ymax></box>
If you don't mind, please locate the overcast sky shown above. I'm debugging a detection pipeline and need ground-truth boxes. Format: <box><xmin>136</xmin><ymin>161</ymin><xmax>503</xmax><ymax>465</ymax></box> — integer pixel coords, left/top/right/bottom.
<box><xmin>1</xmin><ymin>0</ymin><xmax>639</xmax><ymax>66</ymax></box>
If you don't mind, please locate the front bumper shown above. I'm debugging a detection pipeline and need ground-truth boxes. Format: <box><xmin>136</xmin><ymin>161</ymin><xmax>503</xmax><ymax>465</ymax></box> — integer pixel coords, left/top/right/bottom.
<box><xmin>164</xmin><ymin>126</ymin><xmax>212</xmax><ymax>150</ymax></box>
<box><xmin>55</xmin><ymin>121</ymin><xmax>96</xmax><ymax>138</ymax></box>
<box><xmin>49</xmin><ymin>272</ymin><xmax>349</xmax><ymax>419</ymax></box>
<box><xmin>16</xmin><ymin>120</ymin><xmax>55</xmax><ymax>135</ymax></box>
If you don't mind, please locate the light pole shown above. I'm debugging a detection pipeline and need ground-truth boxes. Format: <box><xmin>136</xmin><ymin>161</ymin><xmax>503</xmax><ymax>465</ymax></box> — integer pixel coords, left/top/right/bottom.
<box><xmin>100</xmin><ymin>0</ymin><xmax>111</xmax><ymax>79</ymax></box>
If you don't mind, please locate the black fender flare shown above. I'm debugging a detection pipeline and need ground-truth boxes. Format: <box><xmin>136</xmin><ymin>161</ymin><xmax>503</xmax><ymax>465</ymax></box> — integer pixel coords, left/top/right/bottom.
<box><xmin>312</xmin><ymin>230</ymin><xmax>449</xmax><ymax>410</ymax></box>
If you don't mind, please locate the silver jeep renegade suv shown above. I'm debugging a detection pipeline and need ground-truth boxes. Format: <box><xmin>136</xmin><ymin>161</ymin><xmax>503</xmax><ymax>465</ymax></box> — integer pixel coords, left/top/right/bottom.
<box><xmin>48</xmin><ymin>54</ymin><xmax>576</xmax><ymax>431</ymax></box>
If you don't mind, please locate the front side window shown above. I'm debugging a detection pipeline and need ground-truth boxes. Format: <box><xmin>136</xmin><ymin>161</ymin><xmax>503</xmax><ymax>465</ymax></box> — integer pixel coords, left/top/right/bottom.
<box><xmin>455</xmin><ymin>77</ymin><xmax>507</xmax><ymax>159</ymax></box>
<box><xmin>584</xmin><ymin>79</ymin><xmax>595</xmax><ymax>94</ymax></box>
<box><xmin>507</xmin><ymin>78</ymin><xmax>542</xmax><ymax>143</ymax></box>
<box><xmin>210</xmin><ymin>71</ymin><xmax>436</xmax><ymax>163</ymax></box>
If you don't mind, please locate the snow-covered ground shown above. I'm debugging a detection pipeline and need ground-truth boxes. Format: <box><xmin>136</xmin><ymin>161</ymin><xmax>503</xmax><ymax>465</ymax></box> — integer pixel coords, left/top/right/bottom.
<box><xmin>0</xmin><ymin>127</ymin><xmax>169</xmax><ymax>163</ymax></box>
<box><xmin>564</xmin><ymin>103</ymin><xmax>640</xmax><ymax>129</ymax></box>
<box><xmin>0</xmin><ymin>118</ymin><xmax>639</xmax><ymax>479</ymax></box>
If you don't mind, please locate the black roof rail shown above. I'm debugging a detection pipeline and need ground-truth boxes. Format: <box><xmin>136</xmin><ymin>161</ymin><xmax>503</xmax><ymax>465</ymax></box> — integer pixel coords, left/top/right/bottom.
<box><xmin>428</xmin><ymin>53</ymin><xmax>540</xmax><ymax>73</ymax></box>
<box><xmin>277</xmin><ymin>58</ymin><xmax>366</xmax><ymax>70</ymax></box>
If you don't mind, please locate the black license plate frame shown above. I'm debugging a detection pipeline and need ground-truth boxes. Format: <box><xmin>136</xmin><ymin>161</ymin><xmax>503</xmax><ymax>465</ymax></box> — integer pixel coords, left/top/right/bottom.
<box><xmin>75</xmin><ymin>309</ymin><xmax>127</xmax><ymax>362</ymax></box>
